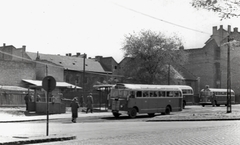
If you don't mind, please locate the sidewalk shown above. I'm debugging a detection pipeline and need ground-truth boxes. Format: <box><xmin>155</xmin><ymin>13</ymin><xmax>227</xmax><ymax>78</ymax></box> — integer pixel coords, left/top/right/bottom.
<box><xmin>0</xmin><ymin>107</ymin><xmax>111</xmax><ymax>123</ymax></box>
<box><xmin>0</xmin><ymin>107</ymin><xmax>111</xmax><ymax>145</ymax></box>
<box><xmin>1</xmin><ymin>105</ymin><xmax>240</xmax><ymax>144</ymax></box>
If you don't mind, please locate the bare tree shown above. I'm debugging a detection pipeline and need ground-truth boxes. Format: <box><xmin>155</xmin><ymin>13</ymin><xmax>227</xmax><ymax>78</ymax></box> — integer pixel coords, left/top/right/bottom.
<box><xmin>121</xmin><ymin>30</ymin><xmax>188</xmax><ymax>84</ymax></box>
<box><xmin>192</xmin><ymin>0</ymin><xmax>240</xmax><ymax>19</ymax></box>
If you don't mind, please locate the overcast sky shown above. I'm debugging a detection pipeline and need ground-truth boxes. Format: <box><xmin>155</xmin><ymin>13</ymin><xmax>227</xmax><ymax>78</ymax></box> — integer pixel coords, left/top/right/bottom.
<box><xmin>0</xmin><ymin>0</ymin><xmax>239</xmax><ymax>62</ymax></box>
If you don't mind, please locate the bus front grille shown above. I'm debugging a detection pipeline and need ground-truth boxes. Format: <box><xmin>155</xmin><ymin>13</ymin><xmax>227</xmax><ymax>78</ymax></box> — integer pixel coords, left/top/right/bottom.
<box><xmin>112</xmin><ymin>100</ymin><xmax>120</xmax><ymax>110</ymax></box>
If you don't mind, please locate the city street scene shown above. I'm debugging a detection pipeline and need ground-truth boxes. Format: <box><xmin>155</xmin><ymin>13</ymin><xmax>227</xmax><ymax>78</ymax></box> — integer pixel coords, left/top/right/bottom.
<box><xmin>0</xmin><ymin>0</ymin><xmax>240</xmax><ymax>145</ymax></box>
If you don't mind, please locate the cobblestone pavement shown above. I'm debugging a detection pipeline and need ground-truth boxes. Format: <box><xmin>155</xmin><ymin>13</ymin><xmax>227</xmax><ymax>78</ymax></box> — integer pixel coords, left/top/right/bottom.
<box><xmin>36</xmin><ymin>121</ymin><xmax>240</xmax><ymax>145</ymax></box>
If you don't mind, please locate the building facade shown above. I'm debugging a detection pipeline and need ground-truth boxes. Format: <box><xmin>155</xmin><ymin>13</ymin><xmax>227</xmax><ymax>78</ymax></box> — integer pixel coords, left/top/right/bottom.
<box><xmin>183</xmin><ymin>25</ymin><xmax>240</xmax><ymax>102</ymax></box>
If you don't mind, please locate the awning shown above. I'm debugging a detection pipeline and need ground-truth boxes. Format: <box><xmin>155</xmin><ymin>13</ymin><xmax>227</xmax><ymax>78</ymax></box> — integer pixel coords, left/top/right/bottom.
<box><xmin>22</xmin><ymin>79</ymin><xmax>82</xmax><ymax>89</ymax></box>
<box><xmin>0</xmin><ymin>86</ymin><xmax>34</xmax><ymax>92</ymax></box>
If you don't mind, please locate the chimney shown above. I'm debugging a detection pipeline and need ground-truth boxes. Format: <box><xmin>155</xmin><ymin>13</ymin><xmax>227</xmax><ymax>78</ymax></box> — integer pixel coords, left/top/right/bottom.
<box><xmin>22</xmin><ymin>45</ymin><xmax>26</xmax><ymax>52</ymax></box>
<box><xmin>228</xmin><ymin>25</ymin><xmax>231</xmax><ymax>33</ymax></box>
<box><xmin>95</xmin><ymin>56</ymin><xmax>103</xmax><ymax>62</ymax></box>
<box><xmin>76</xmin><ymin>52</ymin><xmax>81</xmax><ymax>57</ymax></box>
<box><xmin>3</xmin><ymin>43</ymin><xmax>5</xmax><ymax>47</ymax></box>
<box><xmin>220</xmin><ymin>25</ymin><xmax>223</xmax><ymax>29</ymax></box>
<box><xmin>69</xmin><ymin>53</ymin><xmax>72</xmax><ymax>56</ymax></box>
<box><xmin>212</xmin><ymin>26</ymin><xmax>217</xmax><ymax>35</ymax></box>
<box><xmin>234</xmin><ymin>27</ymin><xmax>238</xmax><ymax>33</ymax></box>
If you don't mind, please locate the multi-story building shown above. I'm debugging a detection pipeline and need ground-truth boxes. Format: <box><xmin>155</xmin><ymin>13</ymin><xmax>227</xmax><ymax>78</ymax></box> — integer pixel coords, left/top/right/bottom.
<box><xmin>183</xmin><ymin>25</ymin><xmax>240</xmax><ymax>102</ymax></box>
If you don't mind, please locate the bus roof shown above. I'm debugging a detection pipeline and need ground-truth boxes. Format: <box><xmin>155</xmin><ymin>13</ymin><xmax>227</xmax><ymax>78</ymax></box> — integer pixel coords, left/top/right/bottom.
<box><xmin>93</xmin><ymin>84</ymin><xmax>114</xmax><ymax>88</ymax></box>
<box><xmin>201</xmin><ymin>88</ymin><xmax>234</xmax><ymax>92</ymax></box>
<box><xmin>169</xmin><ymin>85</ymin><xmax>193</xmax><ymax>90</ymax></box>
<box><xmin>114</xmin><ymin>83</ymin><xmax>182</xmax><ymax>91</ymax></box>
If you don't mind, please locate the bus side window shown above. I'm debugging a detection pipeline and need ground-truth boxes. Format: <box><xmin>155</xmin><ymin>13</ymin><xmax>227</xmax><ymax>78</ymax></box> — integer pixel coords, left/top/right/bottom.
<box><xmin>149</xmin><ymin>91</ymin><xmax>154</xmax><ymax>97</ymax></box>
<box><xmin>136</xmin><ymin>91</ymin><xmax>142</xmax><ymax>97</ymax></box>
<box><xmin>129</xmin><ymin>91</ymin><xmax>135</xmax><ymax>98</ymax></box>
<box><xmin>175</xmin><ymin>92</ymin><xmax>179</xmax><ymax>97</ymax></box>
<box><xmin>143</xmin><ymin>91</ymin><xmax>148</xmax><ymax>97</ymax></box>
<box><xmin>153</xmin><ymin>91</ymin><xmax>158</xmax><ymax>97</ymax></box>
<box><xmin>159</xmin><ymin>91</ymin><xmax>165</xmax><ymax>97</ymax></box>
<box><xmin>166</xmin><ymin>91</ymin><xmax>170</xmax><ymax>97</ymax></box>
<box><xmin>167</xmin><ymin>91</ymin><xmax>174</xmax><ymax>97</ymax></box>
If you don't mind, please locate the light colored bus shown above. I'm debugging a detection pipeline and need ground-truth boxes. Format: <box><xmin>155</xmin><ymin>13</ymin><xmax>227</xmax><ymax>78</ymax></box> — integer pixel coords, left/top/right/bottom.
<box><xmin>172</xmin><ymin>85</ymin><xmax>194</xmax><ymax>109</ymax></box>
<box><xmin>199</xmin><ymin>88</ymin><xmax>235</xmax><ymax>107</ymax></box>
<box><xmin>108</xmin><ymin>83</ymin><xmax>183</xmax><ymax>118</ymax></box>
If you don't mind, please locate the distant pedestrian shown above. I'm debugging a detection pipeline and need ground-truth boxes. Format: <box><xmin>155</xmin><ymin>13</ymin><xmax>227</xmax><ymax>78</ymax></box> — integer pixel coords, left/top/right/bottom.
<box><xmin>36</xmin><ymin>95</ymin><xmax>41</xmax><ymax>102</ymax></box>
<box><xmin>86</xmin><ymin>93</ymin><xmax>93</xmax><ymax>113</ymax></box>
<box><xmin>70</xmin><ymin>97</ymin><xmax>80</xmax><ymax>123</ymax></box>
<box><xmin>79</xmin><ymin>96</ymin><xmax>84</xmax><ymax>107</ymax></box>
<box><xmin>24</xmin><ymin>93</ymin><xmax>31</xmax><ymax>111</ymax></box>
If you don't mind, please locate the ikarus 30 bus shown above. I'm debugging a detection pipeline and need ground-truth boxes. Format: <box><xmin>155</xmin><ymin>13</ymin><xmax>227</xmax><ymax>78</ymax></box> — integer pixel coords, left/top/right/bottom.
<box><xmin>199</xmin><ymin>87</ymin><xmax>235</xmax><ymax>107</ymax></box>
<box><xmin>172</xmin><ymin>85</ymin><xmax>194</xmax><ymax>109</ymax></box>
<box><xmin>108</xmin><ymin>83</ymin><xmax>183</xmax><ymax>118</ymax></box>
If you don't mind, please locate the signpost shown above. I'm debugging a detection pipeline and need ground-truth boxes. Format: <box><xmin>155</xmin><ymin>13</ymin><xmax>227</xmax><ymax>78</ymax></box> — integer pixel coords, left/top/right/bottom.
<box><xmin>42</xmin><ymin>76</ymin><xmax>56</xmax><ymax>136</ymax></box>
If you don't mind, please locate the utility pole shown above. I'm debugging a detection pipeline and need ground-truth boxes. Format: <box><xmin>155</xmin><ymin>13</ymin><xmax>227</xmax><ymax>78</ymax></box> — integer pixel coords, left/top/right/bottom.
<box><xmin>227</xmin><ymin>35</ymin><xmax>232</xmax><ymax>113</ymax></box>
<box><xmin>81</xmin><ymin>53</ymin><xmax>86</xmax><ymax>100</ymax></box>
<box><xmin>168</xmin><ymin>63</ymin><xmax>170</xmax><ymax>85</ymax></box>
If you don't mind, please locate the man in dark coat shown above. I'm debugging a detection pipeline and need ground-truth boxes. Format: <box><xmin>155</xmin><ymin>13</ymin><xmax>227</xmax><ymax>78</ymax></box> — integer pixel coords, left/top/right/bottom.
<box><xmin>86</xmin><ymin>93</ymin><xmax>93</xmax><ymax>113</ymax></box>
<box><xmin>70</xmin><ymin>97</ymin><xmax>80</xmax><ymax>123</ymax></box>
<box><xmin>24</xmin><ymin>93</ymin><xmax>31</xmax><ymax>111</ymax></box>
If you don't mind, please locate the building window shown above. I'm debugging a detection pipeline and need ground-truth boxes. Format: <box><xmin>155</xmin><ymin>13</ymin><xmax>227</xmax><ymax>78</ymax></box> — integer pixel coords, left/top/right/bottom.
<box><xmin>84</xmin><ymin>77</ymin><xmax>88</xmax><ymax>84</ymax></box>
<box><xmin>215</xmin><ymin>47</ymin><xmax>220</xmax><ymax>60</ymax></box>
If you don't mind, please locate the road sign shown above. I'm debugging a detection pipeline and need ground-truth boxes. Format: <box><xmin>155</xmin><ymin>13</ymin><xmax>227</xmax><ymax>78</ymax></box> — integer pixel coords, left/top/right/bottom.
<box><xmin>42</xmin><ymin>76</ymin><xmax>56</xmax><ymax>92</ymax></box>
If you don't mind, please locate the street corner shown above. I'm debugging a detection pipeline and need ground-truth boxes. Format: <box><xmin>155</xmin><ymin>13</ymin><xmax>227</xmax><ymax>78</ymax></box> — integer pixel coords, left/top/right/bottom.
<box><xmin>0</xmin><ymin>134</ymin><xmax>76</xmax><ymax>145</ymax></box>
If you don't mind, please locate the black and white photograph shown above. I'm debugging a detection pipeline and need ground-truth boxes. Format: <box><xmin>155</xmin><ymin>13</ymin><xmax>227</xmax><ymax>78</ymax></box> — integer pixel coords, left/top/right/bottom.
<box><xmin>0</xmin><ymin>0</ymin><xmax>240</xmax><ymax>144</ymax></box>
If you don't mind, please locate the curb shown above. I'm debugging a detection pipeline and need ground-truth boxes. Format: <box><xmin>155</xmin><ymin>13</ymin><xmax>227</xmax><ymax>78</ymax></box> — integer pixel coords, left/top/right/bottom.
<box><xmin>0</xmin><ymin>135</ymin><xmax>76</xmax><ymax>145</ymax></box>
<box><xmin>147</xmin><ymin>118</ymin><xmax>240</xmax><ymax>122</ymax></box>
<box><xmin>0</xmin><ymin>119</ymin><xmax>58</xmax><ymax>123</ymax></box>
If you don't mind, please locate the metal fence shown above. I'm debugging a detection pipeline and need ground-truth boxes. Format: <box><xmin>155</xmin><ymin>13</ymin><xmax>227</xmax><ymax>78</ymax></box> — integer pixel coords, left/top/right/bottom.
<box><xmin>0</xmin><ymin>92</ymin><xmax>26</xmax><ymax>107</ymax></box>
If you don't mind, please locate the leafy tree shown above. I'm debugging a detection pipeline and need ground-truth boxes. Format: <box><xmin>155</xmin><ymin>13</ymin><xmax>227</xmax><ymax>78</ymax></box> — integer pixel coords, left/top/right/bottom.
<box><xmin>121</xmin><ymin>30</ymin><xmax>188</xmax><ymax>84</ymax></box>
<box><xmin>191</xmin><ymin>0</ymin><xmax>240</xmax><ymax>19</ymax></box>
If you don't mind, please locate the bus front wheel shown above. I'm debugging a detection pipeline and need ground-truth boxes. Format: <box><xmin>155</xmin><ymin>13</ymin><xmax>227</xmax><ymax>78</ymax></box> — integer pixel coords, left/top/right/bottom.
<box><xmin>128</xmin><ymin>108</ymin><xmax>137</xmax><ymax>118</ymax></box>
<box><xmin>112</xmin><ymin>112</ymin><xmax>120</xmax><ymax>118</ymax></box>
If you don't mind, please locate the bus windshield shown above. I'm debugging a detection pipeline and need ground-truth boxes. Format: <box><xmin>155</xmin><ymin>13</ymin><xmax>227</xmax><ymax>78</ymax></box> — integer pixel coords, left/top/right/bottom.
<box><xmin>201</xmin><ymin>91</ymin><xmax>212</xmax><ymax>96</ymax></box>
<box><xmin>110</xmin><ymin>89</ymin><xmax>129</xmax><ymax>98</ymax></box>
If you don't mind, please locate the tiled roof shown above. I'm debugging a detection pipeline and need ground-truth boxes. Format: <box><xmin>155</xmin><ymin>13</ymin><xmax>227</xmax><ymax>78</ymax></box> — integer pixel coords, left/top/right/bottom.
<box><xmin>175</xmin><ymin>64</ymin><xmax>198</xmax><ymax>81</ymax></box>
<box><xmin>26</xmin><ymin>52</ymin><xmax>105</xmax><ymax>73</ymax></box>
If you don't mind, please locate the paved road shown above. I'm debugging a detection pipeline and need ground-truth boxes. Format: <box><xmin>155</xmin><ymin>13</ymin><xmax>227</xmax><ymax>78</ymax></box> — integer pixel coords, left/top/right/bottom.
<box><xmin>1</xmin><ymin>120</ymin><xmax>240</xmax><ymax>145</ymax></box>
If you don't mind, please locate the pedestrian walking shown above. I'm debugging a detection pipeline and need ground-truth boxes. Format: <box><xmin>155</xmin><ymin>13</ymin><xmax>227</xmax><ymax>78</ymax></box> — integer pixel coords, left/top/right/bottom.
<box><xmin>86</xmin><ymin>93</ymin><xmax>93</xmax><ymax>113</ymax></box>
<box><xmin>70</xmin><ymin>97</ymin><xmax>80</xmax><ymax>123</ymax></box>
<box><xmin>79</xmin><ymin>96</ymin><xmax>84</xmax><ymax>107</ymax></box>
<box><xmin>24</xmin><ymin>93</ymin><xmax>31</xmax><ymax>111</ymax></box>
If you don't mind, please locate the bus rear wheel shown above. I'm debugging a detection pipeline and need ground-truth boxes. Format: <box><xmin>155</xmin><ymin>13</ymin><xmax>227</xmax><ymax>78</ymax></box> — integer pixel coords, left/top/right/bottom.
<box><xmin>112</xmin><ymin>112</ymin><xmax>120</xmax><ymax>118</ymax></box>
<box><xmin>128</xmin><ymin>108</ymin><xmax>137</xmax><ymax>118</ymax></box>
